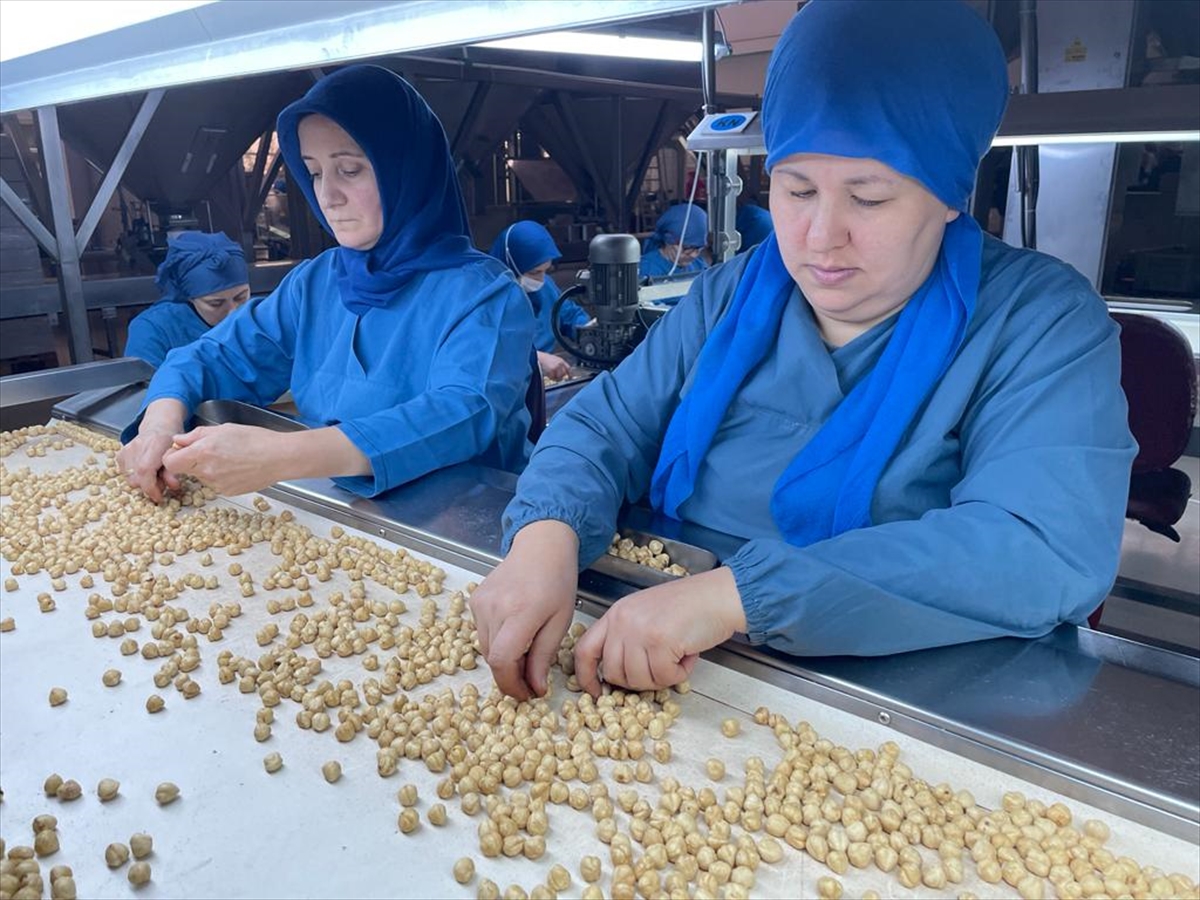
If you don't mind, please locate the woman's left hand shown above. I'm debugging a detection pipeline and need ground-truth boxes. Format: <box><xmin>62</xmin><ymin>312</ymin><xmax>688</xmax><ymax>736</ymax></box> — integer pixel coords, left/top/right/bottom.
<box><xmin>574</xmin><ymin>567</ymin><xmax>748</xmax><ymax>696</ymax></box>
<box><xmin>161</xmin><ymin>424</ymin><xmax>285</xmax><ymax>496</ymax></box>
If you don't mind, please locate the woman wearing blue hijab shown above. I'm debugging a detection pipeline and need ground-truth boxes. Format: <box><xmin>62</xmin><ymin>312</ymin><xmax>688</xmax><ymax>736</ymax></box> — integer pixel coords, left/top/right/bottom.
<box><xmin>735</xmin><ymin>204</ymin><xmax>774</xmax><ymax>254</ymax></box>
<box><xmin>639</xmin><ymin>203</ymin><xmax>710</xmax><ymax>279</ymax></box>
<box><xmin>471</xmin><ymin>0</ymin><xmax>1136</xmax><ymax>700</ymax></box>
<box><xmin>489</xmin><ymin>221</ymin><xmax>590</xmax><ymax>381</ymax></box>
<box><xmin>124</xmin><ymin>231</ymin><xmax>250</xmax><ymax>367</ymax></box>
<box><xmin>118</xmin><ymin>65</ymin><xmax>535</xmax><ymax>501</ymax></box>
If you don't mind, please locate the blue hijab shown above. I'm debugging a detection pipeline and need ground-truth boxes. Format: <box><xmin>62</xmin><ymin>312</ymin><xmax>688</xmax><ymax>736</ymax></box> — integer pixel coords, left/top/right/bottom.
<box><xmin>489</xmin><ymin>221</ymin><xmax>561</xmax><ymax>276</ymax></box>
<box><xmin>277</xmin><ymin>65</ymin><xmax>490</xmax><ymax>315</ymax></box>
<box><xmin>155</xmin><ymin>231</ymin><xmax>247</xmax><ymax>303</ymax></box>
<box><xmin>650</xmin><ymin>0</ymin><xmax>1008</xmax><ymax>545</ymax></box>
<box><xmin>735</xmin><ymin>205</ymin><xmax>774</xmax><ymax>253</ymax></box>
<box><xmin>644</xmin><ymin>203</ymin><xmax>708</xmax><ymax>254</ymax></box>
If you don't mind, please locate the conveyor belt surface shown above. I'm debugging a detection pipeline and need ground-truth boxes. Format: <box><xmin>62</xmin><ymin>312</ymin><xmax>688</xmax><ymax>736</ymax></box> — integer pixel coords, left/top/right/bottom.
<box><xmin>1</xmin><ymin>422</ymin><xmax>1198</xmax><ymax>899</ymax></box>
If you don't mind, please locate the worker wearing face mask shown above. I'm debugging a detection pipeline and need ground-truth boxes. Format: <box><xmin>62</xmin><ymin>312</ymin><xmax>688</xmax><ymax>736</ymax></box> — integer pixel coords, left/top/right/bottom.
<box><xmin>490</xmin><ymin>221</ymin><xmax>590</xmax><ymax>381</ymax></box>
<box><xmin>124</xmin><ymin>231</ymin><xmax>251</xmax><ymax>368</ymax></box>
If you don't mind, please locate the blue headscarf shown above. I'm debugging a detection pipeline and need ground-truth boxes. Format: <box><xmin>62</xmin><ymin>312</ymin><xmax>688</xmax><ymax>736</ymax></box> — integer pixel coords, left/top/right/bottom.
<box><xmin>489</xmin><ymin>221</ymin><xmax>561</xmax><ymax>276</ymax></box>
<box><xmin>735</xmin><ymin>205</ymin><xmax>774</xmax><ymax>253</ymax></box>
<box><xmin>155</xmin><ymin>231</ymin><xmax>248</xmax><ymax>303</ymax></box>
<box><xmin>277</xmin><ymin>65</ymin><xmax>490</xmax><ymax>316</ymax></box>
<box><xmin>644</xmin><ymin>204</ymin><xmax>709</xmax><ymax>254</ymax></box>
<box><xmin>650</xmin><ymin>0</ymin><xmax>1008</xmax><ymax>545</ymax></box>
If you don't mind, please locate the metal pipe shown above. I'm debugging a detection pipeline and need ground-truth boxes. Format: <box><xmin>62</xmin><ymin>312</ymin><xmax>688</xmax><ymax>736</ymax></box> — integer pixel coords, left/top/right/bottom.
<box><xmin>1018</xmin><ymin>0</ymin><xmax>1039</xmax><ymax>250</ymax></box>
<box><xmin>701</xmin><ymin>8</ymin><xmax>720</xmax><ymax>252</ymax></box>
<box><xmin>700</xmin><ymin>9</ymin><xmax>717</xmax><ymax>116</ymax></box>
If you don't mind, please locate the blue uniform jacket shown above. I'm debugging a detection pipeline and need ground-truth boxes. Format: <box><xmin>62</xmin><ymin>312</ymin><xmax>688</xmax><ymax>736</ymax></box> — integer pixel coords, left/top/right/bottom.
<box><xmin>124</xmin><ymin>301</ymin><xmax>212</xmax><ymax>368</ymax></box>
<box><xmin>504</xmin><ymin>236</ymin><xmax>1137</xmax><ymax>656</ymax></box>
<box><xmin>530</xmin><ymin>280</ymin><xmax>590</xmax><ymax>353</ymax></box>
<box><xmin>639</xmin><ymin>249</ymin><xmax>708</xmax><ymax>280</ymax></box>
<box><xmin>132</xmin><ymin>251</ymin><xmax>536</xmax><ymax>497</ymax></box>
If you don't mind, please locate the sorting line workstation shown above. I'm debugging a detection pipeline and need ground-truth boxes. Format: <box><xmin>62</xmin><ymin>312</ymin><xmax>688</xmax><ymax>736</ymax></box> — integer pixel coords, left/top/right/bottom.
<box><xmin>0</xmin><ymin>363</ymin><xmax>1197</xmax><ymax>900</ymax></box>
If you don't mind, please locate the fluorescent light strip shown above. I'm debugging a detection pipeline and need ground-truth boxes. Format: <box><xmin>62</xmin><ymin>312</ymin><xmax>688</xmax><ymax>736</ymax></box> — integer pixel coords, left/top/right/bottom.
<box><xmin>992</xmin><ymin>130</ymin><xmax>1200</xmax><ymax>147</ymax></box>
<box><xmin>476</xmin><ymin>31</ymin><xmax>706</xmax><ymax>62</ymax></box>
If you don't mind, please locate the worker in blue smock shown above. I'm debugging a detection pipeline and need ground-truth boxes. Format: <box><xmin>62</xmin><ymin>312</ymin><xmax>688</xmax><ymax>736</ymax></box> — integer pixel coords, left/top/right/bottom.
<box><xmin>638</xmin><ymin>204</ymin><xmax>710</xmax><ymax>279</ymax></box>
<box><xmin>490</xmin><ymin>221</ymin><xmax>590</xmax><ymax>382</ymax></box>
<box><xmin>470</xmin><ymin>0</ymin><xmax>1137</xmax><ymax>700</ymax></box>
<box><xmin>124</xmin><ymin>231</ymin><xmax>250</xmax><ymax>367</ymax></box>
<box><xmin>735</xmin><ymin>204</ymin><xmax>774</xmax><ymax>254</ymax></box>
<box><xmin>117</xmin><ymin>65</ymin><xmax>535</xmax><ymax>502</ymax></box>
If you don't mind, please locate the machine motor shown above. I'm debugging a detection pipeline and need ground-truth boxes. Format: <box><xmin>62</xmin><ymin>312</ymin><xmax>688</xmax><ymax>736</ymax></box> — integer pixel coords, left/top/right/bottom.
<box><xmin>552</xmin><ymin>234</ymin><xmax>646</xmax><ymax>369</ymax></box>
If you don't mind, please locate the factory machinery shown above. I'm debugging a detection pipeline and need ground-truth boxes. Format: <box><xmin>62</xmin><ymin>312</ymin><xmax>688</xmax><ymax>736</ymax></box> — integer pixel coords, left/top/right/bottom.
<box><xmin>0</xmin><ymin>356</ymin><xmax>1197</xmax><ymax>900</ymax></box>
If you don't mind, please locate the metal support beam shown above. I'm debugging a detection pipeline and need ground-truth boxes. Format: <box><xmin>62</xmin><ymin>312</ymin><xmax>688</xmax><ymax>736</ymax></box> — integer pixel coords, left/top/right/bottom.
<box><xmin>0</xmin><ymin>176</ymin><xmax>58</xmax><ymax>257</ymax></box>
<box><xmin>246</xmin><ymin>152</ymin><xmax>283</xmax><ymax>233</ymax></box>
<box><xmin>700</xmin><ymin>10</ymin><xmax>718</xmax><ymax>117</ymax></box>
<box><xmin>612</xmin><ymin>95</ymin><xmax>625</xmax><ymax>229</ymax></box>
<box><xmin>74</xmin><ymin>88</ymin><xmax>163</xmax><ymax>256</ymax></box>
<box><xmin>1017</xmin><ymin>0</ymin><xmax>1039</xmax><ymax>250</ymax></box>
<box><xmin>243</xmin><ymin>127</ymin><xmax>274</xmax><ymax>230</ymax></box>
<box><xmin>625</xmin><ymin>100</ymin><xmax>672</xmax><ymax>216</ymax></box>
<box><xmin>1</xmin><ymin>114</ymin><xmax>50</xmax><ymax>223</ymax></box>
<box><xmin>397</xmin><ymin>55</ymin><xmax>757</xmax><ymax>107</ymax></box>
<box><xmin>450</xmin><ymin>81</ymin><xmax>491</xmax><ymax>162</ymax></box>
<box><xmin>553</xmin><ymin>92</ymin><xmax>621</xmax><ymax>227</ymax></box>
<box><xmin>37</xmin><ymin>104</ymin><xmax>93</xmax><ymax>364</ymax></box>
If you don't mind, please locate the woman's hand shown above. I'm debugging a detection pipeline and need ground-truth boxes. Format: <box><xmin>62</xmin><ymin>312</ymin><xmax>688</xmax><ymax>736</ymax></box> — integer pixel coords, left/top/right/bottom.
<box><xmin>470</xmin><ymin>520</ymin><xmax>580</xmax><ymax>700</ymax></box>
<box><xmin>574</xmin><ymin>567</ymin><xmax>747</xmax><ymax>696</ymax></box>
<box><xmin>537</xmin><ymin>351</ymin><xmax>571</xmax><ymax>382</ymax></box>
<box><xmin>161</xmin><ymin>424</ymin><xmax>287</xmax><ymax>496</ymax></box>
<box><xmin>116</xmin><ymin>399</ymin><xmax>186</xmax><ymax>502</ymax></box>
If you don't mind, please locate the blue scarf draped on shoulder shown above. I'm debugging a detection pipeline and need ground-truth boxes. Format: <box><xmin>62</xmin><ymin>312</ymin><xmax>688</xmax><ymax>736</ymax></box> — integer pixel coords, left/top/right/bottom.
<box><xmin>649</xmin><ymin>0</ymin><xmax>1009</xmax><ymax>546</ymax></box>
<box><xmin>277</xmin><ymin>65</ymin><xmax>492</xmax><ymax>315</ymax></box>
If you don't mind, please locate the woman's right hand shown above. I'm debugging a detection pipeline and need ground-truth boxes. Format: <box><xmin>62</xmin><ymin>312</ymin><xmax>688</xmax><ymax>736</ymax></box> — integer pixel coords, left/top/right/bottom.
<box><xmin>470</xmin><ymin>520</ymin><xmax>580</xmax><ymax>700</ymax></box>
<box><xmin>115</xmin><ymin>399</ymin><xmax>187</xmax><ymax>503</ymax></box>
<box><xmin>537</xmin><ymin>351</ymin><xmax>571</xmax><ymax>382</ymax></box>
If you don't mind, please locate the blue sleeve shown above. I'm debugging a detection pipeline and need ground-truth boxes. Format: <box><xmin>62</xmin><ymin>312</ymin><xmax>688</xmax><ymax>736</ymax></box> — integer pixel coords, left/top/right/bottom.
<box><xmin>333</xmin><ymin>274</ymin><xmax>535</xmax><ymax>496</ymax></box>
<box><xmin>557</xmin><ymin>297</ymin><xmax>591</xmax><ymax>329</ymax></box>
<box><xmin>123</xmin><ymin>312</ymin><xmax>170</xmax><ymax>369</ymax></box>
<box><xmin>122</xmin><ymin>280</ymin><xmax>300</xmax><ymax>442</ymax></box>
<box><xmin>143</xmin><ymin>292</ymin><xmax>295</xmax><ymax>410</ymax></box>
<box><xmin>730</xmin><ymin>288</ymin><xmax>1136</xmax><ymax>656</ymax></box>
<box><xmin>503</xmin><ymin>267</ymin><xmax>726</xmax><ymax>563</ymax></box>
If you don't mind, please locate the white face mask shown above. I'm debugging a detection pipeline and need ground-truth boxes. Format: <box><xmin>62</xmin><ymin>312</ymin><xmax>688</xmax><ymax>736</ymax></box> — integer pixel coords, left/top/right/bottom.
<box><xmin>518</xmin><ymin>274</ymin><xmax>545</xmax><ymax>293</ymax></box>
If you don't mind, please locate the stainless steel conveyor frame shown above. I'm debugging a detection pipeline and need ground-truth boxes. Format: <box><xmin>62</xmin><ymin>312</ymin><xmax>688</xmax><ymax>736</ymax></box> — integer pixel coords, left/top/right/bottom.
<box><xmin>2</xmin><ymin>360</ymin><xmax>1197</xmax><ymax>845</ymax></box>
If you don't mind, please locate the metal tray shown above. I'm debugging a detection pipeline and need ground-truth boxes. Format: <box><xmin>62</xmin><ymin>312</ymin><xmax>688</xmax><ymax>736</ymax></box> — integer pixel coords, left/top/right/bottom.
<box><xmin>192</xmin><ymin>399</ymin><xmax>307</xmax><ymax>432</ymax></box>
<box><xmin>588</xmin><ymin>526</ymin><xmax>719</xmax><ymax>589</ymax></box>
<box><xmin>543</xmin><ymin>368</ymin><xmax>598</xmax><ymax>390</ymax></box>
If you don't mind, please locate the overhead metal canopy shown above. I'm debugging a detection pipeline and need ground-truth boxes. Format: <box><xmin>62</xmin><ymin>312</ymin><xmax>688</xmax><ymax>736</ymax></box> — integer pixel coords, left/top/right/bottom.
<box><xmin>0</xmin><ymin>0</ymin><xmax>732</xmax><ymax>114</ymax></box>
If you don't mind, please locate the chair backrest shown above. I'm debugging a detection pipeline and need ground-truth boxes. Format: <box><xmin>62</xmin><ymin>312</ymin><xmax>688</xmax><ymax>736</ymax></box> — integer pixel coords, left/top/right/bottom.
<box><xmin>1111</xmin><ymin>312</ymin><xmax>1198</xmax><ymax>473</ymax></box>
<box><xmin>525</xmin><ymin>350</ymin><xmax>547</xmax><ymax>444</ymax></box>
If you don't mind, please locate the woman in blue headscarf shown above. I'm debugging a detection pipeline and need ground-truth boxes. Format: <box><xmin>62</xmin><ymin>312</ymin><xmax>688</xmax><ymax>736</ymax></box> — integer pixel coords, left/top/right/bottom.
<box><xmin>124</xmin><ymin>231</ymin><xmax>250</xmax><ymax>367</ymax></box>
<box><xmin>639</xmin><ymin>203</ymin><xmax>710</xmax><ymax>279</ymax></box>
<box><xmin>489</xmin><ymin>221</ymin><xmax>590</xmax><ymax>381</ymax></box>
<box><xmin>117</xmin><ymin>65</ymin><xmax>535</xmax><ymax>501</ymax></box>
<box><xmin>470</xmin><ymin>0</ymin><xmax>1136</xmax><ymax>700</ymax></box>
<box><xmin>735</xmin><ymin>204</ymin><xmax>774</xmax><ymax>254</ymax></box>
